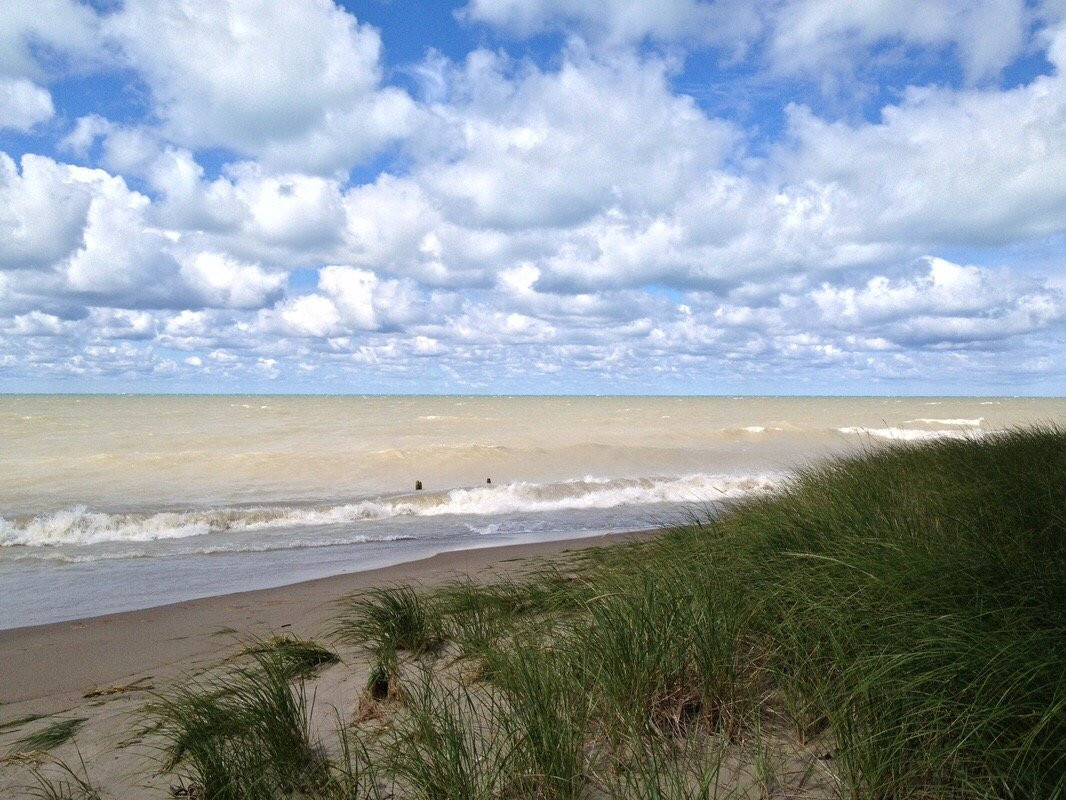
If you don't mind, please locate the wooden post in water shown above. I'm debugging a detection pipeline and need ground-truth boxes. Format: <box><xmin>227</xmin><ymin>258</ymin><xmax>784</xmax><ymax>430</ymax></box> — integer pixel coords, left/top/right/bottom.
<box><xmin>415</xmin><ymin>480</ymin><xmax>423</xmax><ymax>491</ymax></box>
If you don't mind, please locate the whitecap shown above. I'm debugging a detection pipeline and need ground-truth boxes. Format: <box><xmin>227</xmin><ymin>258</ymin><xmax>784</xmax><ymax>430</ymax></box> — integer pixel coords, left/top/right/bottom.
<box><xmin>837</xmin><ymin>426</ymin><xmax>977</xmax><ymax>441</ymax></box>
<box><xmin>903</xmin><ymin>418</ymin><xmax>983</xmax><ymax>426</ymax></box>
<box><xmin>1</xmin><ymin>473</ymin><xmax>781</xmax><ymax>548</ymax></box>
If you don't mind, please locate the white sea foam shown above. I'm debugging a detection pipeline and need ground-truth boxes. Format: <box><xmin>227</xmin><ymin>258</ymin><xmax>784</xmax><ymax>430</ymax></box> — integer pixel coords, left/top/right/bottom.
<box><xmin>3</xmin><ymin>534</ymin><xmax>417</xmax><ymax>564</ymax></box>
<box><xmin>836</xmin><ymin>426</ymin><xmax>977</xmax><ymax>441</ymax></box>
<box><xmin>0</xmin><ymin>506</ymin><xmax>214</xmax><ymax>547</ymax></box>
<box><xmin>904</xmin><ymin>418</ymin><xmax>983</xmax><ymax>426</ymax></box>
<box><xmin>0</xmin><ymin>474</ymin><xmax>778</xmax><ymax>548</ymax></box>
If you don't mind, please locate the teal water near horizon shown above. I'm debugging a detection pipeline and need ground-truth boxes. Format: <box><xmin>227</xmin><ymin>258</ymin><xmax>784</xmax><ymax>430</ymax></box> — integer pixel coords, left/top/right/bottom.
<box><xmin>2</xmin><ymin>395</ymin><xmax>1062</xmax><ymax>628</ymax></box>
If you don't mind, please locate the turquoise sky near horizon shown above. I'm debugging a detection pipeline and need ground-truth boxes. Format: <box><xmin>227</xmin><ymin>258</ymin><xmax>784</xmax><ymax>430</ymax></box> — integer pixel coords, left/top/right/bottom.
<box><xmin>0</xmin><ymin>0</ymin><xmax>1064</xmax><ymax>395</ymax></box>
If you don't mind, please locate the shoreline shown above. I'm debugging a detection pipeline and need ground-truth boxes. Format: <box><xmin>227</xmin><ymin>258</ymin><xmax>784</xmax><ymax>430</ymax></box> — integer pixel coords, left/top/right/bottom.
<box><xmin>0</xmin><ymin>529</ymin><xmax>658</xmax><ymax>708</ymax></box>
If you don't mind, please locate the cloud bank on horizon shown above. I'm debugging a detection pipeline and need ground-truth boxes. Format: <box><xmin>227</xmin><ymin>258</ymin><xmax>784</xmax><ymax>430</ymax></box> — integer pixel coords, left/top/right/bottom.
<box><xmin>0</xmin><ymin>0</ymin><xmax>1063</xmax><ymax>394</ymax></box>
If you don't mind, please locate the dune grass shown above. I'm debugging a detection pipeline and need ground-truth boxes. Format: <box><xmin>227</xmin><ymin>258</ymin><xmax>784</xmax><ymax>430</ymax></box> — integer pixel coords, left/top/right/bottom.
<box><xmin>25</xmin><ymin>753</ymin><xmax>103</xmax><ymax>800</ymax></box>
<box><xmin>63</xmin><ymin>426</ymin><xmax>1062</xmax><ymax>798</ymax></box>
<box><xmin>11</xmin><ymin>719</ymin><xmax>86</xmax><ymax>754</ymax></box>
<box><xmin>147</xmin><ymin>645</ymin><xmax>370</xmax><ymax>800</ymax></box>
<box><xmin>381</xmin><ymin>670</ymin><xmax>517</xmax><ymax>800</ymax></box>
<box><xmin>334</xmin><ymin>585</ymin><xmax>445</xmax><ymax>660</ymax></box>
<box><xmin>235</xmin><ymin>634</ymin><xmax>339</xmax><ymax>680</ymax></box>
<box><xmin>333</xmin><ymin>426</ymin><xmax>1065</xmax><ymax>799</ymax></box>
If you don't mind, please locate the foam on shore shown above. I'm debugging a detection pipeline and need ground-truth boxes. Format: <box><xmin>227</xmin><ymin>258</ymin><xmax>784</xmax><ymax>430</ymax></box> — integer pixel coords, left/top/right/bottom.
<box><xmin>0</xmin><ymin>473</ymin><xmax>777</xmax><ymax>549</ymax></box>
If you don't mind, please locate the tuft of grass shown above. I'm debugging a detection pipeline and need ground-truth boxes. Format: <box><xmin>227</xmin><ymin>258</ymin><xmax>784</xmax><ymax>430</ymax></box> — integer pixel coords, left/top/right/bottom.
<box><xmin>237</xmin><ymin>634</ymin><xmax>339</xmax><ymax>680</ymax></box>
<box><xmin>431</xmin><ymin>569</ymin><xmax>585</xmax><ymax>666</ymax></box>
<box><xmin>382</xmin><ymin>671</ymin><xmax>516</xmax><ymax>800</ymax></box>
<box><xmin>12</xmin><ymin>719</ymin><xmax>86</xmax><ymax>754</ymax></box>
<box><xmin>149</xmin><ymin>648</ymin><xmax>336</xmax><ymax>800</ymax></box>
<box><xmin>484</xmin><ymin>644</ymin><xmax>589</xmax><ymax>800</ymax></box>
<box><xmin>598</xmin><ymin>732</ymin><xmax>735</xmax><ymax>800</ymax></box>
<box><xmin>334</xmin><ymin>586</ymin><xmax>444</xmax><ymax>660</ymax></box>
<box><xmin>25</xmin><ymin>752</ymin><xmax>103</xmax><ymax>800</ymax></box>
<box><xmin>712</xmin><ymin>425</ymin><xmax>1066</xmax><ymax>798</ymax></box>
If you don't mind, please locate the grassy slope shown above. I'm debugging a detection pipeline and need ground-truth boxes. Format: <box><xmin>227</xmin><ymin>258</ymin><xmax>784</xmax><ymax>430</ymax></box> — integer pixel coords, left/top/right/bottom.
<box><xmin>342</xmin><ymin>427</ymin><xmax>1065</xmax><ymax>799</ymax></box>
<box><xmin>39</xmin><ymin>427</ymin><xmax>1065</xmax><ymax>799</ymax></box>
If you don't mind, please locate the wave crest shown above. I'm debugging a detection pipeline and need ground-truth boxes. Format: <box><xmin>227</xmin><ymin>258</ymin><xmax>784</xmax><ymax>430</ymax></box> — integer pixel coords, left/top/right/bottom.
<box><xmin>0</xmin><ymin>473</ymin><xmax>778</xmax><ymax>548</ymax></box>
<box><xmin>837</xmin><ymin>426</ymin><xmax>980</xmax><ymax>441</ymax></box>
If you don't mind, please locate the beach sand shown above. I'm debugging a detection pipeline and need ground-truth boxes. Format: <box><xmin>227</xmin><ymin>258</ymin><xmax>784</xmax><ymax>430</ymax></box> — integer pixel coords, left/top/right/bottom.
<box><xmin>0</xmin><ymin>531</ymin><xmax>656</xmax><ymax>797</ymax></box>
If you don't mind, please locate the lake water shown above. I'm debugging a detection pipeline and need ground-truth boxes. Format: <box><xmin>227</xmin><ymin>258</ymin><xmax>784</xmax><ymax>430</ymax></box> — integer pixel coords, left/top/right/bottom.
<box><xmin>1</xmin><ymin>394</ymin><xmax>1061</xmax><ymax>628</ymax></box>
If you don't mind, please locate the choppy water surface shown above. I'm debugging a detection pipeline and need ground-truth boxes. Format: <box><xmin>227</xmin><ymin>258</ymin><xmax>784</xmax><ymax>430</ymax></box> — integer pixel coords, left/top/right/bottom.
<box><xmin>1</xmin><ymin>395</ymin><xmax>1061</xmax><ymax>628</ymax></box>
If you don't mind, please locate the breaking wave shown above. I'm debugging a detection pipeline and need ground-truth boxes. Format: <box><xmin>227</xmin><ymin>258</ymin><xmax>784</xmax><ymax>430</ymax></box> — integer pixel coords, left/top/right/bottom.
<box><xmin>0</xmin><ymin>473</ymin><xmax>778</xmax><ymax>548</ymax></box>
<box><xmin>903</xmin><ymin>418</ymin><xmax>984</xmax><ymax>426</ymax></box>
<box><xmin>837</xmin><ymin>426</ymin><xmax>982</xmax><ymax>441</ymax></box>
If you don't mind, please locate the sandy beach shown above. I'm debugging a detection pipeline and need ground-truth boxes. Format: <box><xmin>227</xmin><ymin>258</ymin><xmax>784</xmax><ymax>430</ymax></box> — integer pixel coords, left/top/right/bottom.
<box><xmin>0</xmin><ymin>531</ymin><xmax>655</xmax><ymax>797</ymax></box>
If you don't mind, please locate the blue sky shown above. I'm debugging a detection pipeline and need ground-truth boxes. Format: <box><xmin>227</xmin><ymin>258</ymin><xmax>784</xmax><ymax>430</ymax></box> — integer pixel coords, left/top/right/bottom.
<box><xmin>0</xmin><ymin>0</ymin><xmax>1064</xmax><ymax>394</ymax></box>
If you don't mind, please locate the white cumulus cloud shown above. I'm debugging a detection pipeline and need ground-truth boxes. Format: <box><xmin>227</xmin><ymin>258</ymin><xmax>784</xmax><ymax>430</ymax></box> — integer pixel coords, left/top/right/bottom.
<box><xmin>0</xmin><ymin>77</ymin><xmax>54</xmax><ymax>131</ymax></box>
<box><xmin>104</xmin><ymin>0</ymin><xmax>417</xmax><ymax>171</ymax></box>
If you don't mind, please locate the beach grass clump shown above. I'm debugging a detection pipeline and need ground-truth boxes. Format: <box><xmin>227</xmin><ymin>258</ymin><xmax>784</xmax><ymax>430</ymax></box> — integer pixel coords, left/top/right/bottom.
<box><xmin>569</xmin><ymin>554</ymin><xmax>757</xmax><ymax>747</ymax></box>
<box><xmin>237</xmin><ymin>634</ymin><xmax>339</xmax><ymax>680</ymax></box>
<box><xmin>578</xmin><ymin>571</ymin><xmax>707</xmax><ymax>740</ymax></box>
<box><xmin>149</xmin><ymin>648</ymin><xmax>343</xmax><ymax>800</ymax></box>
<box><xmin>381</xmin><ymin>671</ymin><xmax>516</xmax><ymax>800</ymax></box>
<box><xmin>334</xmin><ymin>585</ymin><xmax>444</xmax><ymax>660</ymax></box>
<box><xmin>0</xmin><ymin>713</ymin><xmax>45</xmax><ymax>734</ymax></box>
<box><xmin>434</xmin><ymin>565</ymin><xmax>586</xmax><ymax>622</ymax></box>
<box><xmin>483</xmin><ymin>644</ymin><xmax>590</xmax><ymax>799</ymax></box>
<box><xmin>431</xmin><ymin>567</ymin><xmax>589</xmax><ymax>664</ymax></box>
<box><xmin>596</xmin><ymin>730</ymin><xmax>737</xmax><ymax>800</ymax></box>
<box><xmin>11</xmin><ymin>719</ymin><xmax>86</xmax><ymax>754</ymax></box>
<box><xmin>25</xmin><ymin>754</ymin><xmax>103</xmax><ymax>800</ymax></box>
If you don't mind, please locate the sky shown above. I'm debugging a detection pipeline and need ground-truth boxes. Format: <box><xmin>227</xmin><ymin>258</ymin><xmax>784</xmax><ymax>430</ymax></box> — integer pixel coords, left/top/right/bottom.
<box><xmin>0</xmin><ymin>0</ymin><xmax>1064</xmax><ymax>395</ymax></box>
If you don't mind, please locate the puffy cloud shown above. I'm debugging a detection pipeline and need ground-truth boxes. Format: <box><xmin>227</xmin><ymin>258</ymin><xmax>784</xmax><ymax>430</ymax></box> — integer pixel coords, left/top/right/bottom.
<box><xmin>273</xmin><ymin>266</ymin><xmax>423</xmax><ymax>336</ymax></box>
<box><xmin>88</xmin><ymin>309</ymin><xmax>157</xmax><ymax>341</ymax></box>
<box><xmin>810</xmin><ymin>257</ymin><xmax>1065</xmax><ymax>345</ymax></box>
<box><xmin>766</xmin><ymin>0</ymin><xmax>1029</xmax><ymax>82</ymax></box>
<box><xmin>0</xmin><ymin>0</ymin><xmax>99</xmax><ymax>81</ymax></box>
<box><xmin>341</xmin><ymin>174</ymin><xmax>517</xmax><ymax>286</ymax></box>
<box><xmin>279</xmin><ymin>294</ymin><xmax>342</xmax><ymax>338</ymax></box>
<box><xmin>0</xmin><ymin>154</ymin><xmax>293</xmax><ymax>314</ymax></box>
<box><xmin>0</xmin><ymin>77</ymin><xmax>54</xmax><ymax>131</ymax></box>
<box><xmin>341</xmin><ymin>176</ymin><xmax>446</xmax><ymax>278</ymax></box>
<box><xmin>229</xmin><ymin>165</ymin><xmax>346</xmax><ymax>248</ymax></box>
<box><xmin>811</xmin><ymin>257</ymin><xmax>1005</xmax><ymax>323</ymax></box>
<box><xmin>104</xmin><ymin>0</ymin><xmax>417</xmax><ymax>171</ymax></box>
<box><xmin>179</xmin><ymin>252</ymin><xmax>287</xmax><ymax>310</ymax></box>
<box><xmin>778</xmin><ymin>38</ymin><xmax>1066</xmax><ymax>246</ymax></box>
<box><xmin>61</xmin><ymin>167</ymin><xmax>192</xmax><ymax>308</ymax></box>
<box><xmin>416</xmin><ymin>48</ymin><xmax>737</xmax><ymax>230</ymax></box>
<box><xmin>0</xmin><ymin>0</ymin><xmax>99</xmax><ymax>135</ymax></box>
<box><xmin>146</xmin><ymin>147</ymin><xmax>245</xmax><ymax>232</ymax></box>
<box><xmin>0</xmin><ymin>154</ymin><xmax>93</xmax><ymax>271</ymax></box>
<box><xmin>4</xmin><ymin>311</ymin><xmax>72</xmax><ymax>337</ymax></box>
